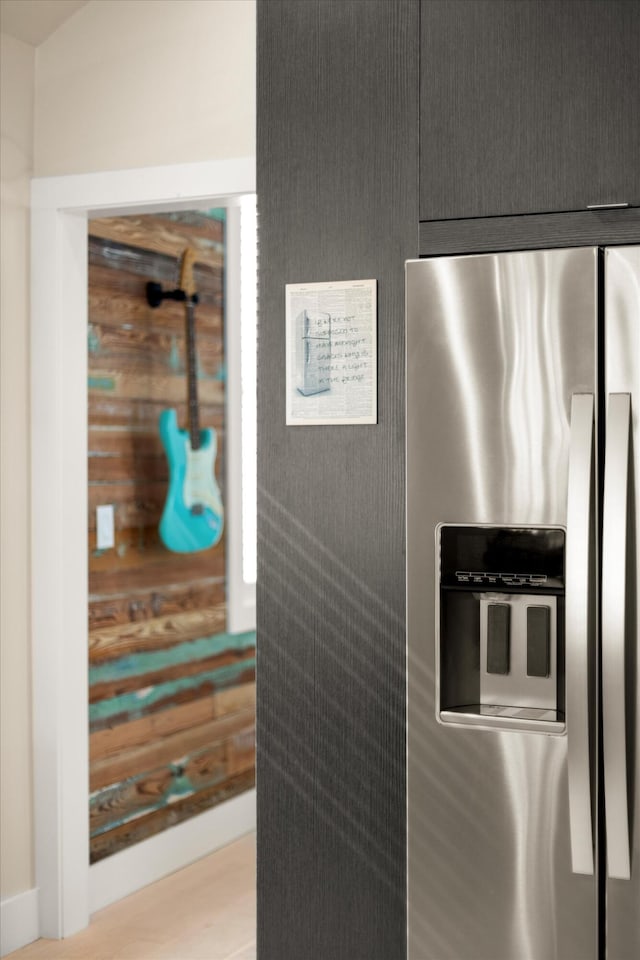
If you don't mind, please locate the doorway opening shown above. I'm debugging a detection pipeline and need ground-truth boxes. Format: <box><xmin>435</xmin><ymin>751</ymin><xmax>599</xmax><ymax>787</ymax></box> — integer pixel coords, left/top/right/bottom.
<box><xmin>31</xmin><ymin>159</ymin><xmax>255</xmax><ymax>939</ymax></box>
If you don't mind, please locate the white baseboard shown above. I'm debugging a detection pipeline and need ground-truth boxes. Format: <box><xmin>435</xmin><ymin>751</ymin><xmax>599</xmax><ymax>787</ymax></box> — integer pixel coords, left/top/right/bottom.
<box><xmin>0</xmin><ymin>888</ymin><xmax>39</xmax><ymax>957</ymax></box>
<box><xmin>89</xmin><ymin>788</ymin><xmax>256</xmax><ymax>914</ymax></box>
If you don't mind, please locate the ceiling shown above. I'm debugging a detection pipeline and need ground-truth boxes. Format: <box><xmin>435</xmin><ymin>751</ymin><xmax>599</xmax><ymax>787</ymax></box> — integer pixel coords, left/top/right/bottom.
<box><xmin>0</xmin><ymin>0</ymin><xmax>89</xmax><ymax>46</ymax></box>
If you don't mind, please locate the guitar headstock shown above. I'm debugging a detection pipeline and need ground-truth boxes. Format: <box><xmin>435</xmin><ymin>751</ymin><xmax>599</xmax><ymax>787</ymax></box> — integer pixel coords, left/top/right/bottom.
<box><xmin>179</xmin><ymin>247</ymin><xmax>198</xmax><ymax>299</ymax></box>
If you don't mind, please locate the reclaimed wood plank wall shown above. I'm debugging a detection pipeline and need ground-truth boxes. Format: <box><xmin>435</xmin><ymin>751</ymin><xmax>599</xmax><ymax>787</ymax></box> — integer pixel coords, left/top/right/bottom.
<box><xmin>88</xmin><ymin>211</ymin><xmax>255</xmax><ymax>863</ymax></box>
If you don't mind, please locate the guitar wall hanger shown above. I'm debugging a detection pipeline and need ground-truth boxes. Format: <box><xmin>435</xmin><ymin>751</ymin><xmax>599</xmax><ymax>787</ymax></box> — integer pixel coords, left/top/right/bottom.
<box><xmin>145</xmin><ymin>281</ymin><xmax>199</xmax><ymax>308</ymax></box>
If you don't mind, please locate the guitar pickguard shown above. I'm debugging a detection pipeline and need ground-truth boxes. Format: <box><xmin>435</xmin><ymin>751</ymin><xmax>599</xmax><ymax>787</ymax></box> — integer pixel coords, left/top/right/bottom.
<box><xmin>183</xmin><ymin>440</ymin><xmax>223</xmax><ymax>516</ymax></box>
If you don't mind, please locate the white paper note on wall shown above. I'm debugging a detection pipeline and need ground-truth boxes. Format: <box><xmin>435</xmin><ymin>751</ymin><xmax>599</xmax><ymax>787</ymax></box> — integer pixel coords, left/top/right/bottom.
<box><xmin>96</xmin><ymin>504</ymin><xmax>115</xmax><ymax>550</ymax></box>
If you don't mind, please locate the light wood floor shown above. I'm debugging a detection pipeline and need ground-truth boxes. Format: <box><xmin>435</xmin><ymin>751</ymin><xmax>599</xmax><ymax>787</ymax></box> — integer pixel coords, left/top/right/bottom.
<box><xmin>9</xmin><ymin>833</ymin><xmax>256</xmax><ymax>960</ymax></box>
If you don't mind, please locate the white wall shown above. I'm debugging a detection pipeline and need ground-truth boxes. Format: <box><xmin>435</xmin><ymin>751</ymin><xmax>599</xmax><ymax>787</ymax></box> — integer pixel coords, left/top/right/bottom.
<box><xmin>1</xmin><ymin>0</ymin><xmax>255</xmax><ymax>913</ymax></box>
<box><xmin>0</xmin><ymin>31</ymin><xmax>36</xmax><ymax>901</ymax></box>
<box><xmin>35</xmin><ymin>0</ymin><xmax>256</xmax><ymax>176</ymax></box>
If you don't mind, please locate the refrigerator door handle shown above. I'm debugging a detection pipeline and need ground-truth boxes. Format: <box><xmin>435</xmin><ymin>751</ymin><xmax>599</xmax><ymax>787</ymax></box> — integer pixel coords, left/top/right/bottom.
<box><xmin>566</xmin><ymin>393</ymin><xmax>595</xmax><ymax>876</ymax></box>
<box><xmin>602</xmin><ymin>392</ymin><xmax>632</xmax><ymax>880</ymax></box>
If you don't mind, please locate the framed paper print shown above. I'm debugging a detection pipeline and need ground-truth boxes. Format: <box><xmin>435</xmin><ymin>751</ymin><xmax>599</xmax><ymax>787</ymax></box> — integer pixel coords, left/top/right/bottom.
<box><xmin>285</xmin><ymin>278</ymin><xmax>377</xmax><ymax>425</ymax></box>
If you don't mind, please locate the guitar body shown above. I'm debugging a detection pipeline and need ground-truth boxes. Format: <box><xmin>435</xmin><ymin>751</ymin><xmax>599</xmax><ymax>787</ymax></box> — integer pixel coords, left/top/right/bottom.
<box><xmin>158</xmin><ymin>408</ymin><xmax>224</xmax><ymax>553</ymax></box>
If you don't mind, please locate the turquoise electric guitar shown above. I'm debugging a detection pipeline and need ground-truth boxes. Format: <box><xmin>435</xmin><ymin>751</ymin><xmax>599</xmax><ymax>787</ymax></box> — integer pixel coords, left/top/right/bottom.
<box><xmin>157</xmin><ymin>248</ymin><xmax>224</xmax><ymax>553</ymax></box>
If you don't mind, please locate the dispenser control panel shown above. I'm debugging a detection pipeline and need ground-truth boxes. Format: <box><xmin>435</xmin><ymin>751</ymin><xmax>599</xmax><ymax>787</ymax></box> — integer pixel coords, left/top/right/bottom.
<box><xmin>455</xmin><ymin>572</ymin><xmax>548</xmax><ymax>587</ymax></box>
<box><xmin>440</xmin><ymin>526</ymin><xmax>564</xmax><ymax>591</ymax></box>
<box><xmin>436</xmin><ymin>524</ymin><xmax>565</xmax><ymax>734</ymax></box>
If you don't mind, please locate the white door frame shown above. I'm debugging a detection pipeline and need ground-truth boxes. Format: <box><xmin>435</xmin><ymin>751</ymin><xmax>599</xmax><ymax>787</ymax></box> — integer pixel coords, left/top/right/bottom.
<box><xmin>30</xmin><ymin>158</ymin><xmax>256</xmax><ymax>939</ymax></box>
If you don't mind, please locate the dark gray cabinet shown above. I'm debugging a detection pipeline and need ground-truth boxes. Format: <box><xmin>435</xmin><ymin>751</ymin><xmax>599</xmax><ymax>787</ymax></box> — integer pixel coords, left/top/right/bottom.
<box><xmin>257</xmin><ymin>1</ymin><xmax>639</xmax><ymax>957</ymax></box>
<box><xmin>421</xmin><ymin>0</ymin><xmax>640</xmax><ymax>221</ymax></box>
<box><xmin>257</xmin><ymin>2</ymin><xmax>418</xmax><ymax>958</ymax></box>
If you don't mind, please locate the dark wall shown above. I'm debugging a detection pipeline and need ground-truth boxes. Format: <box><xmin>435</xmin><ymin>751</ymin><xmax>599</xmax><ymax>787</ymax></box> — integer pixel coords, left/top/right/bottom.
<box><xmin>256</xmin><ymin>1</ymin><xmax>419</xmax><ymax>958</ymax></box>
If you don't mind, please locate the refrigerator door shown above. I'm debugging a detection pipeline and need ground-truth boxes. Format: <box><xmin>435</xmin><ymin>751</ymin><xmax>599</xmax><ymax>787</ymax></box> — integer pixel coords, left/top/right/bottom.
<box><xmin>604</xmin><ymin>245</ymin><xmax>640</xmax><ymax>960</ymax></box>
<box><xmin>407</xmin><ymin>248</ymin><xmax>599</xmax><ymax>960</ymax></box>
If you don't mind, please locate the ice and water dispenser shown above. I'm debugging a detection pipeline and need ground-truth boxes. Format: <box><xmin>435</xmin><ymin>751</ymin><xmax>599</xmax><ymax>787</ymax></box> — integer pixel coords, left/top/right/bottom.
<box><xmin>437</xmin><ymin>525</ymin><xmax>566</xmax><ymax>734</ymax></box>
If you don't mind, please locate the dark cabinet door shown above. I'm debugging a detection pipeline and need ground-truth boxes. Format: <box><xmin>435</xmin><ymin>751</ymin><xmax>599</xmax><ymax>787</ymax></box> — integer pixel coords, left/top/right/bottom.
<box><xmin>420</xmin><ymin>0</ymin><xmax>640</xmax><ymax>221</ymax></box>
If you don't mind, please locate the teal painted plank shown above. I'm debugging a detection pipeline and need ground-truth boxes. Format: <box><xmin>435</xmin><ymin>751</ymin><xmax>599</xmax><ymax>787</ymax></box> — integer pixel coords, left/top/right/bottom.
<box><xmin>168</xmin><ymin>335</ymin><xmax>181</xmax><ymax>372</ymax></box>
<box><xmin>88</xmin><ymin>325</ymin><xmax>100</xmax><ymax>353</ymax></box>
<box><xmin>88</xmin><ymin>375</ymin><xmax>115</xmax><ymax>391</ymax></box>
<box><xmin>89</xmin><ymin>630</ymin><xmax>256</xmax><ymax>686</ymax></box>
<box><xmin>89</xmin><ymin>657</ymin><xmax>255</xmax><ymax>724</ymax></box>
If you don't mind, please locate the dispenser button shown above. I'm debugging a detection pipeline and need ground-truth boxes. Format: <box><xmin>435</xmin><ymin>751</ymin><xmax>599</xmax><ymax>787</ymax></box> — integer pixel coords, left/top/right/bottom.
<box><xmin>527</xmin><ymin>606</ymin><xmax>550</xmax><ymax>677</ymax></box>
<box><xmin>487</xmin><ymin>604</ymin><xmax>510</xmax><ymax>675</ymax></box>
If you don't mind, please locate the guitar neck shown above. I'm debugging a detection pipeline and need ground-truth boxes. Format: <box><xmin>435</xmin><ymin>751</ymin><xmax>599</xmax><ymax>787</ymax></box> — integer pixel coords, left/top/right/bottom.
<box><xmin>185</xmin><ymin>299</ymin><xmax>201</xmax><ymax>450</ymax></box>
<box><xmin>180</xmin><ymin>248</ymin><xmax>201</xmax><ymax>450</ymax></box>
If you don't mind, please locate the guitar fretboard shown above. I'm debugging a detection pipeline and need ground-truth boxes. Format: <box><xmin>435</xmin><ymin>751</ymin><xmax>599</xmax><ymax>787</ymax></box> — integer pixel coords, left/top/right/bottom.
<box><xmin>185</xmin><ymin>298</ymin><xmax>201</xmax><ymax>450</ymax></box>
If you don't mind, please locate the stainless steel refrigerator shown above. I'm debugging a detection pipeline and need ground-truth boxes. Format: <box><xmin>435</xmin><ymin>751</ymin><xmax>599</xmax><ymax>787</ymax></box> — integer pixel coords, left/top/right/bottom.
<box><xmin>406</xmin><ymin>247</ymin><xmax>639</xmax><ymax>960</ymax></box>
